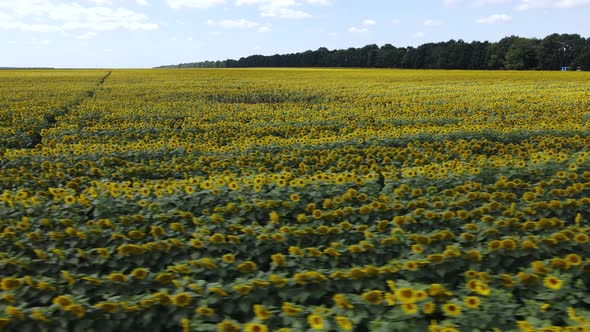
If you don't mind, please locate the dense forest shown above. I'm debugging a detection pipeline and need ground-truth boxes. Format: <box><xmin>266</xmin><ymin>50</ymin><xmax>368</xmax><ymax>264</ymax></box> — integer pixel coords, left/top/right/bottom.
<box><xmin>159</xmin><ymin>33</ymin><xmax>589</xmax><ymax>70</ymax></box>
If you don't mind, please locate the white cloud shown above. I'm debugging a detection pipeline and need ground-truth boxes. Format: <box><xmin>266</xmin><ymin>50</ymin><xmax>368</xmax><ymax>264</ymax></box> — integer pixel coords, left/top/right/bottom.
<box><xmin>424</xmin><ymin>19</ymin><xmax>444</xmax><ymax>27</ymax></box>
<box><xmin>25</xmin><ymin>38</ymin><xmax>52</xmax><ymax>48</ymax></box>
<box><xmin>444</xmin><ymin>0</ymin><xmax>512</xmax><ymax>5</ymax></box>
<box><xmin>77</xmin><ymin>31</ymin><xmax>98</xmax><ymax>39</ymax></box>
<box><xmin>89</xmin><ymin>0</ymin><xmax>114</xmax><ymax>5</ymax></box>
<box><xmin>476</xmin><ymin>13</ymin><xmax>512</xmax><ymax>23</ymax></box>
<box><xmin>219</xmin><ymin>18</ymin><xmax>259</xmax><ymax>28</ymax></box>
<box><xmin>0</xmin><ymin>1</ymin><xmax>158</xmax><ymax>32</ymax></box>
<box><xmin>0</xmin><ymin>11</ymin><xmax>11</xmax><ymax>20</ymax></box>
<box><xmin>136</xmin><ymin>0</ymin><xmax>148</xmax><ymax>5</ymax></box>
<box><xmin>391</xmin><ymin>18</ymin><xmax>400</xmax><ymax>24</ymax></box>
<box><xmin>0</xmin><ymin>21</ymin><xmax>62</xmax><ymax>32</ymax></box>
<box><xmin>206</xmin><ymin>18</ymin><xmax>271</xmax><ymax>31</ymax></box>
<box><xmin>167</xmin><ymin>0</ymin><xmax>225</xmax><ymax>8</ymax></box>
<box><xmin>517</xmin><ymin>0</ymin><xmax>590</xmax><ymax>10</ymax></box>
<box><xmin>476</xmin><ymin>0</ymin><xmax>512</xmax><ymax>4</ymax></box>
<box><xmin>348</xmin><ymin>26</ymin><xmax>368</xmax><ymax>33</ymax></box>
<box><xmin>413</xmin><ymin>31</ymin><xmax>425</xmax><ymax>38</ymax></box>
<box><xmin>235</xmin><ymin>0</ymin><xmax>330</xmax><ymax>19</ymax></box>
<box><xmin>265</xmin><ymin>8</ymin><xmax>310</xmax><ymax>18</ymax></box>
<box><xmin>348</xmin><ymin>18</ymin><xmax>376</xmax><ymax>33</ymax></box>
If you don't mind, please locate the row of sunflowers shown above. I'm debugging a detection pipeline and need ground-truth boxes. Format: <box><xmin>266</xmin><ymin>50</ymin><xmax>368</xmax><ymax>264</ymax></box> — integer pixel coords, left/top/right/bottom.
<box><xmin>1</xmin><ymin>68</ymin><xmax>589</xmax><ymax>331</ymax></box>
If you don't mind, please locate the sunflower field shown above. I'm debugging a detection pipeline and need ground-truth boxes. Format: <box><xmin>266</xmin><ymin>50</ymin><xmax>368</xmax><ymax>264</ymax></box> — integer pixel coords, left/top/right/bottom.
<box><xmin>1</xmin><ymin>68</ymin><xmax>589</xmax><ymax>332</ymax></box>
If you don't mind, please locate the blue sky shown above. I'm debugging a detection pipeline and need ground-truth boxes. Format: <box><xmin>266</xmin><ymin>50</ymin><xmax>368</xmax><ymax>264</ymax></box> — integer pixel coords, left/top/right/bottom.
<box><xmin>1</xmin><ymin>0</ymin><xmax>590</xmax><ymax>68</ymax></box>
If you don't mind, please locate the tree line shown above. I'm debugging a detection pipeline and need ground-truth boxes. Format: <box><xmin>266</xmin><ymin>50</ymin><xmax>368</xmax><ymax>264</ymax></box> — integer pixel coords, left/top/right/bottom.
<box><xmin>158</xmin><ymin>33</ymin><xmax>590</xmax><ymax>70</ymax></box>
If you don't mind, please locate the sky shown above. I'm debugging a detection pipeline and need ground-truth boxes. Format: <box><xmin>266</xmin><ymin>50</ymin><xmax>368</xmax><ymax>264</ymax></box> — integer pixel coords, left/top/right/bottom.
<box><xmin>1</xmin><ymin>0</ymin><xmax>590</xmax><ymax>68</ymax></box>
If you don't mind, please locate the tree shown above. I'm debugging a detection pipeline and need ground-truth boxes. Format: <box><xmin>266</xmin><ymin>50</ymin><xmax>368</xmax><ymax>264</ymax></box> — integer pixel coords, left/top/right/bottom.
<box><xmin>504</xmin><ymin>38</ymin><xmax>539</xmax><ymax>70</ymax></box>
<box><xmin>158</xmin><ymin>33</ymin><xmax>588</xmax><ymax>71</ymax></box>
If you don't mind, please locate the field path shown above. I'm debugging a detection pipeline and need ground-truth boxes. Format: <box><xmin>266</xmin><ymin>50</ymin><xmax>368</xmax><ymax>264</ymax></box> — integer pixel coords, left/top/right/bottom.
<box><xmin>28</xmin><ymin>71</ymin><xmax>112</xmax><ymax>148</ymax></box>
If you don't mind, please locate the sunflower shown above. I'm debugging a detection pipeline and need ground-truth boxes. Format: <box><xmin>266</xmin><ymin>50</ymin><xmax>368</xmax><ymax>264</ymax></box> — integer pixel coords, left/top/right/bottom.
<box><xmin>281</xmin><ymin>302</ymin><xmax>303</xmax><ymax>316</ymax></box>
<box><xmin>427</xmin><ymin>254</ymin><xmax>445</xmax><ymax>264</ymax></box>
<box><xmin>565</xmin><ymin>254</ymin><xmax>582</xmax><ymax>266</ymax></box>
<box><xmin>423</xmin><ymin>301</ymin><xmax>436</xmax><ymax>314</ymax></box>
<box><xmin>498</xmin><ymin>274</ymin><xmax>515</xmax><ymax>287</ymax></box>
<box><xmin>531</xmin><ymin>261</ymin><xmax>551</xmax><ymax>274</ymax></box>
<box><xmin>441</xmin><ymin>303</ymin><xmax>462</xmax><ymax>317</ymax></box>
<box><xmin>95</xmin><ymin>301</ymin><xmax>120</xmax><ymax>313</ymax></box>
<box><xmin>64</xmin><ymin>195</ymin><xmax>76</xmax><ymax>204</ymax></box>
<box><xmin>4</xmin><ymin>306</ymin><xmax>24</xmax><ymax>320</ymax></box>
<box><xmin>361</xmin><ymin>290</ymin><xmax>383</xmax><ymax>304</ymax></box>
<box><xmin>222</xmin><ymin>254</ymin><xmax>236</xmax><ymax>264</ymax></box>
<box><xmin>466</xmin><ymin>250</ymin><xmax>483</xmax><ymax>262</ymax></box>
<box><xmin>307</xmin><ymin>314</ymin><xmax>324</xmax><ymax>330</ymax></box>
<box><xmin>550</xmin><ymin>258</ymin><xmax>570</xmax><ymax>270</ymax></box>
<box><xmin>500</xmin><ymin>239</ymin><xmax>517</xmax><ymax>250</ymax></box>
<box><xmin>402</xmin><ymin>303</ymin><xmax>419</xmax><ymax>315</ymax></box>
<box><xmin>334</xmin><ymin>316</ymin><xmax>353</xmax><ymax>331</ymax></box>
<box><xmin>268</xmin><ymin>274</ymin><xmax>289</xmax><ymax>287</ymax></box>
<box><xmin>209</xmin><ymin>233</ymin><xmax>226</xmax><ymax>244</ymax></box>
<box><xmin>573</xmin><ymin>233</ymin><xmax>589</xmax><ymax>244</ymax></box>
<box><xmin>269</xmin><ymin>211</ymin><xmax>280</xmax><ymax>224</ymax></box>
<box><xmin>196</xmin><ymin>306</ymin><xmax>215</xmax><ymax>316</ymax></box>
<box><xmin>181</xmin><ymin>318</ymin><xmax>190</xmax><ymax>332</ymax></box>
<box><xmin>463</xmin><ymin>296</ymin><xmax>481</xmax><ymax>309</ymax></box>
<box><xmin>131</xmin><ymin>268</ymin><xmax>149</xmax><ymax>279</ymax></box>
<box><xmin>244</xmin><ymin>322</ymin><xmax>268</xmax><ymax>332</ymax></box>
<box><xmin>386</xmin><ymin>280</ymin><xmax>396</xmax><ymax>291</ymax></box>
<box><xmin>52</xmin><ymin>295</ymin><xmax>73</xmax><ymax>308</ymax></box>
<box><xmin>253</xmin><ymin>304</ymin><xmax>272</xmax><ymax>320</ymax></box>
<box><xmin>30</xmin><ymin>308</ymin><xmax>50</xmax><ymax>322</ymax></box>
<box><xmin>233</xmin><ymin>284</ymin><xmax>253</xmax><ymax>295</ymax></box>
<box><xmin>403</xmin><ymin>260</ymin><xmax>419</xmax><ymax>271</ymax></box>
<box><xmin>209</xmin><ymin>287</ymin><xmax>229</xmax><ymax>298</ymax></box>
<box><xmin>237</xmin><ymin>261</ymin><xmax>258</xmax><ymax>273</ymax></box>
<box><xmin>333</xmin><ymin>293</ymin><xmax>353</xmax><ymax>309</ymax></box>
<box><xmin>0</xmin><ymin>277</ymin><xmax>22</xmax><ymax>291</ymax></box>
<box><xmin>152</xmin><ymin>292</ymin><xmax>172</xmax><ymax>305</ymax></box>
<box><xmin>217</xmin><ymin>320</ymin><xmax>241</xmax><ymax>332</ymax></box>
<box><xmin>543</xmin><ymin>276</ymin><xmax>563</xmax><ymax>290</ymax></box>
<box><xmin>384</xmin><ymin>292</ymin><xmax>396</xmax><ymax>306</ymax></box>
<box><xmin>117</xmin><ymin>244</ymin><xmax>144</xmax><ymax>256</ymax></box>
<box><xmin>108</xmin><ymin>273</ymin><xmax>128</xmax><ymax>283</ymax></box>
<box><xmin>189</xmin><ymin>239</ymin><xmax>205</xmax><ymax>248</ymax></box>
<box><xmin>64</xmin><ymin>304</ymin><xmax>85</xmax><ymax>318</ymax></box>
<box><xmin>521</xmin><ymin>240</ymin><xmax>538</xmax><ymax>250</ymax></box>
<box><xmin>172</xmin><ymin>293</ymin><xmax>192</xmax><ymax>307</ymax></box>
<box><xmin>395</xmin><ymin>288</ymin><xmax>416</xmax><ymax>304</ymax></box>
<box><xmin>91</xmin><ymin>247</ymin><xmax>109</xmax><ymax>259</ymax></box>
<box><xmin>312</xmin><ymin>209</ymin><xmax>323</xmax><ymax>219</ymax></box>
<box><xmin>468</xmin><ymin>280</ymin><xmax>491</xmax><ymax>296</ymax></box>
<box><xmin>414</xmin><ymin>290</ymin><xmax>428</xmax><ymax>302</ymax></box>
<box><xmin>2</xmin><ymin>294</ymin><xmax>15</xmax><ymax>303</ymax></box>
<box><xmin>522</xmin><ymin>192</ymin><xmax>536</xmax><ymax>201</ymax></box>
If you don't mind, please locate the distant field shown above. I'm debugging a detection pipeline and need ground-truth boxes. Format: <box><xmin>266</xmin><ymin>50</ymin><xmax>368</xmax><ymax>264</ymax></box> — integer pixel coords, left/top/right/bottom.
<box><xmin>1</xmin><ymin>69</ymin><xmax>589</xmax><ymax>331</ymax></box>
